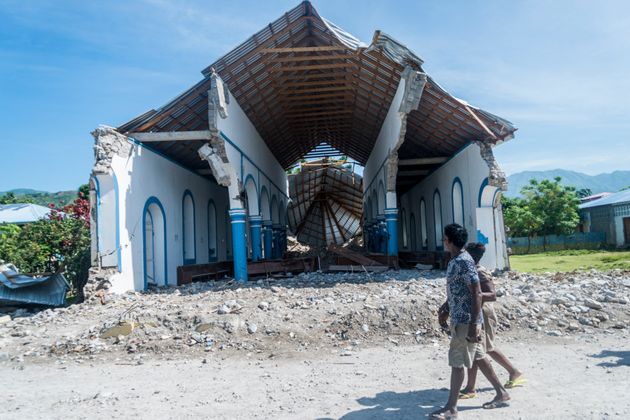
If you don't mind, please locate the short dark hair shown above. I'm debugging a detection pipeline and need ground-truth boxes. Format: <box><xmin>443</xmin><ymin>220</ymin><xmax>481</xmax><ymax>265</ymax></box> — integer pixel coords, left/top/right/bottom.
<box><xmin>444</xmin><ymin>224</ymin><xmax>468</xmax><ymax>248</ymax></box>
<box><xmin>465</xmin><ymin>242</ymin><xmax>486</xmax><ymax>264</ymax></box>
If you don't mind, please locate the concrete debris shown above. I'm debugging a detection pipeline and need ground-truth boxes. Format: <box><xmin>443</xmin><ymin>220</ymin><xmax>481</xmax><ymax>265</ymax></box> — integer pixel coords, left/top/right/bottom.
<box><xmin>0</xmin><ymin>268</ymin><xmax>627</xmax><ymax>363</ymax></box>
<box><xmin>100</xmin><ymin>321</ymin><xmax>135</xmax><ymax>339</ymax></box>
<box><xmin>91</xmin><ymin>126</ymin><xmax>133</xmax><ymax>175</ymax></box>
<box><xmin>583</xmin><ymin>298</ymin><xmax>604</xmax><ymax>310</ymax></box>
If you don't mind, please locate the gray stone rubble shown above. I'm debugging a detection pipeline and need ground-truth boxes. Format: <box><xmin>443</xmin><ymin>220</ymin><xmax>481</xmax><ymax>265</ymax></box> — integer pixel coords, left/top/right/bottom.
<box><xmin>0</xmin><ymin>269</ymin><xmax>628</xmax><ymax>365</ymax></box>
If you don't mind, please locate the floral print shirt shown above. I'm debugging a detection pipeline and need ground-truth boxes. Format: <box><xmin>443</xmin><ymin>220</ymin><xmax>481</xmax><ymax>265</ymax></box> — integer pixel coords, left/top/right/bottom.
<box><xmin>446</xmin><ymin>250</ymin><xmax>482</xmax><ymax>325</ymax></box>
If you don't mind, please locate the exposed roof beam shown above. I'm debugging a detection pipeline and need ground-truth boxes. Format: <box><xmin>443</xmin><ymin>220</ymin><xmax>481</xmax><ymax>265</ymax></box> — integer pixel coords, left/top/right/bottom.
<box><xmin>128</xmin><ymin>130</ymin><xmax>212</xmax><ymax>142</ymax></box>
<box><xmin>269</xmin><ymin>54</ymin><xmax>357</xmax><ymax>63</ymax></box>
<box><xmin>269</xmin><ymin>63</ymin><xmax>356</xmax><ymax>72</ymax></box>
<box><xmin>262</xmin><ymin>46</ymin><xmax>348</xmax><ymax>53</ymax></box>
<box><xmin>279</xmin><ymin>86</ymin><xmax>352</xmax><ymax>95</ymax></box>
<box><xmin>398</xmin><ymin>157</ymin><xmax>449</xmax><ymax>166</ymax></box>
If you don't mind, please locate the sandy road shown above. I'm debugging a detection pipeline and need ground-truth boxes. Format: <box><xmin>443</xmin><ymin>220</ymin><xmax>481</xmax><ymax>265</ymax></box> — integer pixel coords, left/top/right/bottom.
<box><xmin>1</xmin><ymin>331</ymin><xmax>628</xmax><ymax>419</ymax></box>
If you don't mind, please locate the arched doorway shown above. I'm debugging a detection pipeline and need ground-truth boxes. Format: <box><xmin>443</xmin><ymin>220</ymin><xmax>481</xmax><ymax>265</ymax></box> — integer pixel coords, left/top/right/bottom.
<box><xmin>143</xmin><ymin>197</ymin><xmax>167</xmax><ymax>288</ymax></box>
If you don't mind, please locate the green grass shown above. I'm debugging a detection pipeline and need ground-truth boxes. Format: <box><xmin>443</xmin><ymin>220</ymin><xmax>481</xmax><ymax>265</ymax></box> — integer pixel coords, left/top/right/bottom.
<box><xmin>510</xmin><ymin>249</ymin><xmax>630</xmax><ymax>273</ymax></box>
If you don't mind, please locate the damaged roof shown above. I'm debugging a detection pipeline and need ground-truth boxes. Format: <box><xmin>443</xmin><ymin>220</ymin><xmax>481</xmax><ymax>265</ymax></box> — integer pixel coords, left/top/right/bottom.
<box><xmin>287</xmin><ymin>159</ymin><xmax>362</xmax><ymax>247</ymax></box>
<box><xmin>119</xmin><ymin>1</ymin><xmax>516</xmax><ymax>177</ymax></box>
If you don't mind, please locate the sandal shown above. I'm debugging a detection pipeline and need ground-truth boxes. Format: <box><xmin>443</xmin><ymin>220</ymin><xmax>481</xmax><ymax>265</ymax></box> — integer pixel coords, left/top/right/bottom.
<box><xmin>482</xmin><ymin>398</ymin><xmax>511</xmax><ymax>409</ymax></box>
<box><xmin>458</xmin><ymin>390</ymin><xmax>477</xmax><ymax>399</ymax></box>
<box><xmin>504</xmin><ymin>377</ymin><xmax>527</xmax><ymax>389</ymax></box>
<box><xmin>429</xmin><ymin>410</ymin><xmax>458</xmax><ymax>419</ymax></box>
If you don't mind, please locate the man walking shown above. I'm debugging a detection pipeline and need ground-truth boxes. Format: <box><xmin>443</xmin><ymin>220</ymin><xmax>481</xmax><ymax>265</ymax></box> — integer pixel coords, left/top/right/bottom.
<box><xmin>458</xmin><ymin>242</ymin><xmax>525</xmax><ymax>398</ymax></box>
<box><xmin>430</xmin><ymin>224</ymin><xmax>510</xmax><ymax>419</ymax></box>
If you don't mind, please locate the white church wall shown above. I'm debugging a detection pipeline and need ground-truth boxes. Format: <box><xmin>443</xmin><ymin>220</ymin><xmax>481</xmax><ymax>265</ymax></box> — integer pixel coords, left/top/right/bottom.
<box><xmin>363</xmin><ymin>78</ymin><xmax>406</xmax><ymax>212</ymax></box>
<box><xmin>103</xmin><ymin>140</ymin><xmax>229</xmax><ymax>292</ymax></box>
<box><xmin>216</xmin><ymin>91</ymin><xmax>288</xmax><ymax>210</ymax></box>
<box><xmin>399</xmin><ymin>143</ymin><xmax>508</xmax><ymax>269</ymax></box>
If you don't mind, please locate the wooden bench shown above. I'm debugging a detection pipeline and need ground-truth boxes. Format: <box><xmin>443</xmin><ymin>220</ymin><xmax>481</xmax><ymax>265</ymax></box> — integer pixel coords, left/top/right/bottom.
<box><xmin>177</xmin><ymin>261</ymin><xmax>233</xmax><ymax>285</ymax></box>
<box><xmin>247</xmin><ymin>257</ymin><xmax>315</xmax><ymax>277</ymax></box>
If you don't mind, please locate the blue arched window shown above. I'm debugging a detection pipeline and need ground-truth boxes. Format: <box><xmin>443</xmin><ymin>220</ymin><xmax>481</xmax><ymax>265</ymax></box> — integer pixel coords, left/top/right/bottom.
<box><xmin>433</xmin><ymin>190</ymin><xmax>443</xmax><ymax>250</ymax></box>
<box><xmin>409</xmin><ymin>213</ymin><xmax>417</xmax><ymax>250</ymax></box>
<box><xmin>452</xmin><ymin>178</ymin><xmax>464</xmax><ymax>226</ymax></box>
<box><xmin>182</xmin><ymin>190</ymin><xmax>196</xmax><ymax>265</ymax></box>
<box><xmin>420</xmin><ymin>198</ymin><xmax>428</xmax><ymax>250</ymax></box>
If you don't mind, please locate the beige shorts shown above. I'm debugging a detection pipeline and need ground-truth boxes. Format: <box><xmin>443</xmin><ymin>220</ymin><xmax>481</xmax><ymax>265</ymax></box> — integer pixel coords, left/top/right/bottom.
<box><xmin>449</xmin><ymin>323</ymin><xmax>486</xmax><ymax>369</ymax></box>
<box><xmin>482</xmin><ymin>305</ymin><xmax>497</xmax><ymax>353</ymax></box>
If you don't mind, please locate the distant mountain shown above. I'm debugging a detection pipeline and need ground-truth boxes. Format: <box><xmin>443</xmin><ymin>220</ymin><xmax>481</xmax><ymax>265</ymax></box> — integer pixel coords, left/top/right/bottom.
<box><xmin>0</xmin><ymin>188</ymin><xmax>47</xmax><ymax>195</ymax></box>
<box><xmin>0</xmin><ymin>189</ymin><xmax>78</xmax><ymax>207</ymax></box>
<box><xmin>506</xmin><ymin>169</ymin><xmax>630</xmax><ymax>197</ymax></box>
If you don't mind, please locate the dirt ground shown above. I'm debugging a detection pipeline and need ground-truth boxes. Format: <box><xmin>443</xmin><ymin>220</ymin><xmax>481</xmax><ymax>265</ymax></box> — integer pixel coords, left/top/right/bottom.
<box><xmin>1</xmin><ymin>331</ymin><xmax>629</xmax><ymax>419</ymax></box>
<box><xmin>1</xmin><ymin>268</ymin><xmax>629</xmax><ymax>419</ymax></box>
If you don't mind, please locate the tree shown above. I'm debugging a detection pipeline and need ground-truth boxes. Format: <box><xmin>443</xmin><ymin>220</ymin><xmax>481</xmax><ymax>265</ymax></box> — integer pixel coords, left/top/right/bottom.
<box><xmin>0</xmin><ymin>192</ymin><xmax>35</xmax><ymax>204</ymax></box>
<box><xmin>576</xmin><ymin>188</ymin><xmax>592</xmax><ymax>199</ymax></box>
<box><xmin>521</xmin><ymin>177</ymin><xmax>580</xmax><ymax>250</ymax></box>
<box><xmin>502</xmin><ymin>196</ymin><xmax>542</xmax><ymax>253</ymax></box>
<box><xmin>0</xmin><ymin>188</ymin><xmax>91</xmax><ymax>297</ymax></box>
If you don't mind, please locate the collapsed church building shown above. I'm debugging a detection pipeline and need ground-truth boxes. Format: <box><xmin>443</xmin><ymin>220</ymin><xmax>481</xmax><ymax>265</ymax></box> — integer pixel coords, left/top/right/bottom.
<box><xmin>89</xmin><ymin>1</ymin><xmax>517</xmax><ymax>293</ymax></box>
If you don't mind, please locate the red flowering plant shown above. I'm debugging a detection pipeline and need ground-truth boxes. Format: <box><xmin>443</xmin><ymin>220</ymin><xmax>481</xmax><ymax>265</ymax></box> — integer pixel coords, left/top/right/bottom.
<box><xmin>0</xmin><ymin>185</ymin><xmax>92</xmax><ymax>298</ymax></box>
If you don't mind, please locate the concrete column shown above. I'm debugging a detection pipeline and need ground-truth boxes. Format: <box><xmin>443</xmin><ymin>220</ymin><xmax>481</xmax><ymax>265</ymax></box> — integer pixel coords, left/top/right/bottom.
<box><xmin>229</xmin><ymin>208</ymin><xmax>248</xmax><ymax>282</ymax></box>
<box><xmin>263</xmin><ymin>220</ymin><xmax>273</xmax><ymax>259</ymax></box>
<box><xmin>385</xmin><ymin>208</ymin><xmax>399</xmax><ymax>257</ymax></box>
<box><xmin>249</xmin><ymin>215</ymin><xmax>263</xmax><ymax>262</ymax></box>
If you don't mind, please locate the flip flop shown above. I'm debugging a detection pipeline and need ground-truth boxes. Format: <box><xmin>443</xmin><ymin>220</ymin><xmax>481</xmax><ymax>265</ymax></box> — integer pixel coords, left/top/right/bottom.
<box><xmin>458</xmin><ymin>391</ymin><xmax>477</xmax><ymax>399</ymax></box>
<box><xmin>504</xmin><ymin>377</ymin><xmax>527</xmax><ymax>389</ymax></box>
<box><xmin>429</xmin><ymin>411</ymin><xmax>458</xmax><ymax>419</ymax></box>
<box><xmin>482</xmin><ymin>399</ymin><xmax>511</xmax><ymax>410</ymax></box>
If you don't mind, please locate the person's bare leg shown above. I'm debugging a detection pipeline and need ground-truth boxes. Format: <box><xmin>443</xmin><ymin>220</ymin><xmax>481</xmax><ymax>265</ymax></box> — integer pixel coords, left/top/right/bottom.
<box><xmin>461</xmin><ymin>365</ymin><xmax>478</xmax><ymax>394</ymax></box>
<box><xmin>431</xmin><ymin>367</ymin><xmax>465</xmax><ymax>418</ymax></box>
<box><xmin>488</xmin><ymin>349</ymin><xmax>522</xmax><ymax>381</ymax></box>
<box><xmin>475</xmin><ymin>357</ymin><xmax>510</xmax><ymax>405</ymax></box>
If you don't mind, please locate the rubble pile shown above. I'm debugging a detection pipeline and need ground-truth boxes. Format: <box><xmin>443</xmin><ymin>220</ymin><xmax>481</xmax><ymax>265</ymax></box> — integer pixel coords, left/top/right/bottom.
<box><xmin>0</xmin><ymin>269</ymin><xmax>628</xmax><ymax>364</ymax></box>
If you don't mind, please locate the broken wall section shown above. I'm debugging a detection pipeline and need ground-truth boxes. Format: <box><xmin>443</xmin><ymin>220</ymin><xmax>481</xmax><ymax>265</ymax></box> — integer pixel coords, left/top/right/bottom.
<box><xmin>398</xmin><ymin>143</ymin><xmax>509</xmax><ymax>269</ymax></box>
<box><xmin>362</xmin><ymin>68</ymin><xmax>426</xmax><ymax>211</ymax></box>
<box><xmin>207</xmin><ymin>75</ymin><xmax>289</xmax><ymax>212</ymax></box>
<box><xmin>91</xmin><ymin>126</ymin><xmax>230</xmax><ymax>293</ymax></box>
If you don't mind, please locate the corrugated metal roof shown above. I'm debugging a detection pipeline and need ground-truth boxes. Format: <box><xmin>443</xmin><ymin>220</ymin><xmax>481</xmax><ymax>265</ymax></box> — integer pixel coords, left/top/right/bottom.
<box><xmin>0</xmin><ymin>203</ymin><xmax>57</xmax><ymax>224</ymax></box>
<box><xmin>0</xmin><ymin>272</ymin><xmax>69</xmax><ymax>306</ymax></box>
<box><xmin>580</xmin><ymin>189</ymin><xmax>630</xmax><ymax>209</ymax></box>
<box><xmin>118</xmin><ymin>1</ymin><xmax>517</xmax><ymax>174</ymax></box>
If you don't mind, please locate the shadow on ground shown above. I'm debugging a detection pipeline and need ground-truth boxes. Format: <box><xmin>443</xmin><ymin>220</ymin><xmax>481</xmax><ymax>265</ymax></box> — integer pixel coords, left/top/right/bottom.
<box><xmin>590</xmin><ymin>350</ymin><xmax>630</xmax><ymax>367</ymax></box>
<box><xmin>316</xmin><ymin>388</ymin><xmax>487</xmax><ymax>419</ymax></box>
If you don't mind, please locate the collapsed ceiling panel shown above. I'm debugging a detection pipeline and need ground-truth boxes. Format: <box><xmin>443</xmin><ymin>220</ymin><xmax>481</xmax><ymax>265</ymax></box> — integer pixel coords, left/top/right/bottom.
<box><xmin>287</xmin><ymin>159</ymin><xmax>362</xmax><ymax>247</ymax></box>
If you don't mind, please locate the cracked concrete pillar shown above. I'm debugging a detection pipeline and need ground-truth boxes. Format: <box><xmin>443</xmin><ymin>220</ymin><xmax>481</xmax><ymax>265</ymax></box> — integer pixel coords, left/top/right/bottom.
<box><xmin>198</xmin><ymin>143</ymin><xmax>248</xmax><ymax>281</ymax></box>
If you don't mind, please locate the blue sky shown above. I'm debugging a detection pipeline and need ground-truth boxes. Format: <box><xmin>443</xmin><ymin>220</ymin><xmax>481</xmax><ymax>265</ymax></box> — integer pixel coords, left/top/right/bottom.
<box><xmin>1</xmin><ymin>0</ymin><xmax>629</xmax><ymax>192</ymax></box>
